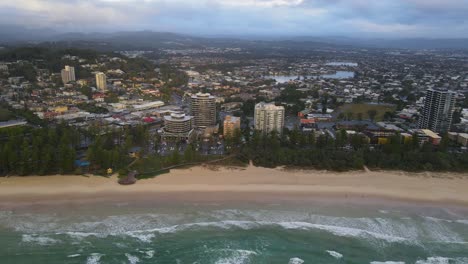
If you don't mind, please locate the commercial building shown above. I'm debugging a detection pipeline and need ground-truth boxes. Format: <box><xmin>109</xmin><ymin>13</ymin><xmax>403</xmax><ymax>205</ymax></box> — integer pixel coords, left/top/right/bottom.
<box><xmin>132</xmin><ymin>101</ymin><xmax>165</xmax><ymax>111</ymax></box>
<box><xmin>418</xmin><ymin>88</ymin><xmax>456</xmax><ymax>133</ymax></box>
<box><xmin>61</xmin><ymin>65</ymin><xmax>76</xmax><ymax>84</ymax></box>
<box><xmin>161</xmin><ymin>113</ymin><xmax>195</xmax><ymax>142</ymax></box>
<box><xmin>447</xmin><ymin>132</ymin><xmax>468</xmax><ymax>147</ymax></box>
<box><xmin>458</xmin><ymin>133</ymin><xmax>468</xmax><ymax>147</ymax></box>
<box><xmin>95</xmin><ymin>72</ymin><xmax>107</xmax><ymax>91</ymax></box>
<box><xmin>300</xmin><ymin>113</ymin><xmax>333</xmax><ymax>127</ymax></box>
<box><xmin>190</xmin><ymin>93</ymin><xmax>216</xmax><ymax>128</ymax></box>
<box><xmin>0</xmin><ymin>64</ymin><xmax>9</xmax><ymax>72</ymax></box>
<box><xmin>411</xmin><ymin>129</ymin><xmax>442</xmax><ymax>146</ymax></box>
<box><xmin>223</xmin><ymin>115</ymin><xmax>241</xmax><ymax>138</ymax></box>
<box><xmin>254</xmin><ymin>102</ymin><xmax>285</xmax><ymax>134</ymax></box>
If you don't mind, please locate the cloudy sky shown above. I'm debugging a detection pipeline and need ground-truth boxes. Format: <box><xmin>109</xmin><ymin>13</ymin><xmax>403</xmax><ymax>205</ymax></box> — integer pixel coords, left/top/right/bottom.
<box><xmin>1</xmin><ymin>0</ymin><xmax>468</xmax><ymax>38</ymax></box>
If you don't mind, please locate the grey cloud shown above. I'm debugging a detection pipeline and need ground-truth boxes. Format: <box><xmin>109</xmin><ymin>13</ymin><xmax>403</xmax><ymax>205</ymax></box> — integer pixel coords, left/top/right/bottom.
<box><xmin>0</xmin><ymin>0</ymin><xmax>467</xmax><ymax>37</ymax></box>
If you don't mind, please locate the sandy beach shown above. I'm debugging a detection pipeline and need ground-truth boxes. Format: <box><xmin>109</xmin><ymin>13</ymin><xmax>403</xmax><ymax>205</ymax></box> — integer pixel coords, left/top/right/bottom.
<box><xmin>1</xmin><ymin>165</ymin><xmax>468</xmax><ymax>207</ymax></box>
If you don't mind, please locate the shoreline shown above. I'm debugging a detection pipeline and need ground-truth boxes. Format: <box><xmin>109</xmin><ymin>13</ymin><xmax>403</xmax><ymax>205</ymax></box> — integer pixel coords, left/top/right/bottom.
<box><xmin>1</xmin><ymin>165</ymin><xmax>468</xmax><ymax>209</ymax></box>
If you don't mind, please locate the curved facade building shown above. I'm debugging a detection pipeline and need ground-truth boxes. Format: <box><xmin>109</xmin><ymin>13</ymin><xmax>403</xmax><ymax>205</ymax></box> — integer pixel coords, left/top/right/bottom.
<box><xmin>190</xmin><ymin>93</ymin><xmax>216</xmax><ymax>128</ymax></box>
<box><xmin>161</xmin><ymin>113</ymin><xmax>195</xmax><ymax>142</ymax></box>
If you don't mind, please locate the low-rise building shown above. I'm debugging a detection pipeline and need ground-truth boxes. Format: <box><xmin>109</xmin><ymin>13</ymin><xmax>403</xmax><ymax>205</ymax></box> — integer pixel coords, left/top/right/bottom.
<box><xmin>458</xmin><ymin>133</ymin><xmax>468</xmax><ymax>147</ymax></box>
<box><xmin>132</xmin><ymin>101</ymin><xmax>165</xmax><ymax>111</ymax></box>
<box><xmin>410</xmin><ymin>129</ymin><xmax>442</xmax><ymax>145</ymax></box>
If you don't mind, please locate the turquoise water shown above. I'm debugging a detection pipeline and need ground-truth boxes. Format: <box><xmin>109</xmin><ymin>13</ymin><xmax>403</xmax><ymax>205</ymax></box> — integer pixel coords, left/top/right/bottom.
<box><xmin>1</xmin><ymin>202</ymin><xmax>468</xmax><ymax>263</ymax></box>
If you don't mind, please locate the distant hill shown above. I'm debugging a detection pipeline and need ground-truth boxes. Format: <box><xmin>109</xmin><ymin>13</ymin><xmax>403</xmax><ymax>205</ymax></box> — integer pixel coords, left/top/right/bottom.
<box><xmin>0</xmin><ymin>25</ymin><xmax>56</xmax><ymax>43</ymax></box>
<box><xmin>290</xmin><ymin>36</ymin><xmax>468</xmax><ymax>50</ymax></box>
<box><xmin>1</xmin><ymin>25</ymin><xmax>468</xmax><ymax>50</ymax></box>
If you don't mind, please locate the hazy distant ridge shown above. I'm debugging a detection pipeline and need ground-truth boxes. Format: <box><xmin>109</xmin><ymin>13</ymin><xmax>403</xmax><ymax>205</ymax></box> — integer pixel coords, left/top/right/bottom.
<box><xmin>1</xmin><ymin>25</ymin><xmax>468</xmax><ymax>50</ymax></box>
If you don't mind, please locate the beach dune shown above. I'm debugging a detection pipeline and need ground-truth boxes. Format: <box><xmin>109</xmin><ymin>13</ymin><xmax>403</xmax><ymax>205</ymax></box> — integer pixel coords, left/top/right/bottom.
<box><xmin>1</xmin><ymin>165</ymin><xmax>468</xmax><ymax>207</ymax></box>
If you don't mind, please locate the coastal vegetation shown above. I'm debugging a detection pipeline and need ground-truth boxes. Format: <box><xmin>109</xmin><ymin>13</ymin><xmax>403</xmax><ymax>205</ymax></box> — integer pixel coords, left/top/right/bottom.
<box><xmin>0</xmin><ymin>124</ymin><xmax>78</xmax><ymax>176</ymax></box>
<box><xmin>239</xmin><ymin>129</ymin><xmax>468</xmax><ymax>172</ymax></box>
<box><xmin>1</xmin><ymin>121</ymin><xmax>468</xmax><ymax>177</ymax></box>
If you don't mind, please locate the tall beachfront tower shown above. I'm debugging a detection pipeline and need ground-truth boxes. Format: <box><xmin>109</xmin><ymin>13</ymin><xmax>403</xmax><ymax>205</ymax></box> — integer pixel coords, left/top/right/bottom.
<box><xmin>190</xmin><ymin>92</ymin><xmax>216</xmax><ymax>128</ymax></box>
<box><xmin>95</xmin><ymin>72</ymin><xmax>107</xmax><ymax>92</ymax></box>
<box><xmin>418</xmin><ymin>88</ymin><xmax>456</xmax><ymax>133</ymax></box>
<box><xmin>61</xmin><ymin>65</ymin><xmax>76</xmax><ymax>84</ymax></box>
<box><xmin>254</xmin><ymin>102</ymin><xmax>285</xmax><ymax>134</ymax></box>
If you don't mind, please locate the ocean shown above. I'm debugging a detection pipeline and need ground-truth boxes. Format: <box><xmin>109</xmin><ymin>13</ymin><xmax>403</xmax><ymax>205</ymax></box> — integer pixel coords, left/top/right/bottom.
<box><xmin>1</xmin><ymin>200</ymin><xmax>468</xmax><ymax>264</ymax></box>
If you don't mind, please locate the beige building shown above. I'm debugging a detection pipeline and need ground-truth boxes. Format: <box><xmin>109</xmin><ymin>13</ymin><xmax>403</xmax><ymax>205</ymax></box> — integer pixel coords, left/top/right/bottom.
<box><xmin>61</xmin><ymin>65</ymin><xmax>76</xmax><ymax>84</ymax></box>
<box><xmin>458</xmin><ymin>133</ymin><xmax>468</xmax><ymax>147</ymax></box>
<box><xmin>95</xmin><ymin>72</ymin><xmax>107</xmax><ymax>91</ymax></box>
<box><xmin>223</xmin><ymin>115</ymin><xmax>241</xmax><ymax>138</ymax></box>
<box><xmin>254</xmin><ymin>102</ymin><xmax>285</xmax><ymax>134</ymax></box>
<box><xmin>190</xmin><ymin>92</ymin><xmax>216</xmax><ymax>128</ymax></box>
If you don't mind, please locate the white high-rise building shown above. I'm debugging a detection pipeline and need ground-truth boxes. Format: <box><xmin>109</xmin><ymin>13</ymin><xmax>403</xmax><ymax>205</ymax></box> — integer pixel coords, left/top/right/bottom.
<box><xmin>61</xmin><ymin>65</ymin><xmax>75</xmax><ymax>84</ymax></box>
<box><xmin>254</xmin><ymin>102</ymin><xmax>285</xmax><ymax>134</ymax></box>
<box><xmin>190</xmin><ymin>93</ymin><xmax>216</xmax><ymax>128</ymax></box>
<box><xmin>95</xmin><ymin>72</ymin><xmax>107</xmax><ymax>91</ymax></box>
<box><xmin>418</xmin><ymin>88</ymin><xmax>456</xmax><ymax>133</ymax></box>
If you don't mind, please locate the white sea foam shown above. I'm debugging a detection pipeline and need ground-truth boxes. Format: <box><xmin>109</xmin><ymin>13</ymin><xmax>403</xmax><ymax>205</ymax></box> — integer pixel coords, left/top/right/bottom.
<box><xmin>214</xmin><ymin>249</ymin><xmax>257</xmax><ymax>264</ymax></box>
<box><xmin>64</xmin><ymin>231</ymin><xmax>101</xmax><ymax>239</ymax></box>
<box><xmin>146</xmin><ymin>220</ymin><xmax>407</xmax><ymax>243</ymax></box>
<box><xmin>59</xmin><ymin>219</ymin><xmax>408</xmax><ymax>245</ymax></box>
<box><xmin>137</xmin><ymin>249</ymin><xmax>155</xmax><ymax>259</ymax></box>
<box><xmin>67</xmin><ymin>254</ymin><xmax>80</xmax><ymax>258</ymax></box>
<box><xmin>423</xmin><ymin>217</ymin><xmax>453</xmax><ymax>223</ymax></box>
<box><xmin>86</xmin><ymin>253</ymin><xmax>103</xmax><ymax>264</ymax></box>
<box><xmin>125</xmin><ymin>253</ymin><xmax>140</xmax><ymax>264</ymax></box>
<box><xmin>326</xmin><ymin>250</ymin><xmax>343</xmax><ymax>259</ymax></box>
<box><xmin>127</xmin><ymin>232</ymin><xmax>155</xmax><ymax>243</ymax></box>
<box><xmin>21</xmin><ymin>234</ymin><xmax>60</xmax><ymax>246</ymax></box>
<box><xmin>420</xmin><ymin>218</ymin><xmax>465</xmax><ymax>244</ymax></box>
<box><xmin>288</xmin><ymin>257</ymin><xmax>305</xmax><ymax>264</ymax></box>
<box><xmin>455</xmin><ymin>219</ymin><xmax>468</xmax><ymax>225</ymax></box>
<box><xmin>370</xmin><ymin>261</ymin><xmax>405</xmax><ymax>264</ymax></box>
<box><xmin>278</xmin><ymin>221</ymin><xmax>407</xmax><ymax>243</ymax></box>
<box><xmin>6</xmin><ymin>208</ymin><xmax>467</xmax><ymax>250</ymax></box>
<box><xmin>415</xmin><ymin>257</ymin><xmax>450</xmax><ymax>264</ymax></box>
<box><xmin>144</xmin><ymin>250</ymin><xmax>155</xmax><ymax>259</ymax></box>
<box><xmin>414</xmin><ymin>257</ymin><xmax>468</xmax><ymax>264</ymax></box>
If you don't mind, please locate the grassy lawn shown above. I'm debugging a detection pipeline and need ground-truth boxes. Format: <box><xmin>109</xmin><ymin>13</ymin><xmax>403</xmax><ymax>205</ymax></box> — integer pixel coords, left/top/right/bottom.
<box><xmin>335</xmin><ymin>103</ymin><xmax>396</xmax><ymax>121</ymax></box>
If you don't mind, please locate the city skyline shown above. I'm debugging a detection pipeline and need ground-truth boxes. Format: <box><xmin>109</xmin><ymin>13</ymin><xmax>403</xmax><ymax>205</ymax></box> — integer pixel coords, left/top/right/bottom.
<box><xmin>1</xmin><ymin>0</ymin><xmax>468</xmax><ymax>38</ymax></box>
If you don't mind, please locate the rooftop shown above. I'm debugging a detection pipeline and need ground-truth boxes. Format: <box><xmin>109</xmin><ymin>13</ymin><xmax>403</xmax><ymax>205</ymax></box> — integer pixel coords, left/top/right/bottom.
<box><xmin>421</xmin><ymin>129</ymin><xmax>441</xmax><ymax>139</ymax></box>
<box><xmin>255</xmin><ymin>102</ymin><xmax>284</xmax><ymax>110</ymax></box>
<box><xmin>192</xmin><ymin>92</ymin><xmax>215</xmax><ymax>99</ymax></box>
<box><xmin>164</xmin><ymin>113</ymin><xmax>193</xmax><ymax>122</ymax></box>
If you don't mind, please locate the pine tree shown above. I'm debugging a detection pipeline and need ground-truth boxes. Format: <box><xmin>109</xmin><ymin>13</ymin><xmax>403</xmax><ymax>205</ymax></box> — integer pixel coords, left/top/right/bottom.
<box><xmin>19</xmin><ymin>139</ymin><xmax>31</xmax><ymax>176</ymax></box>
